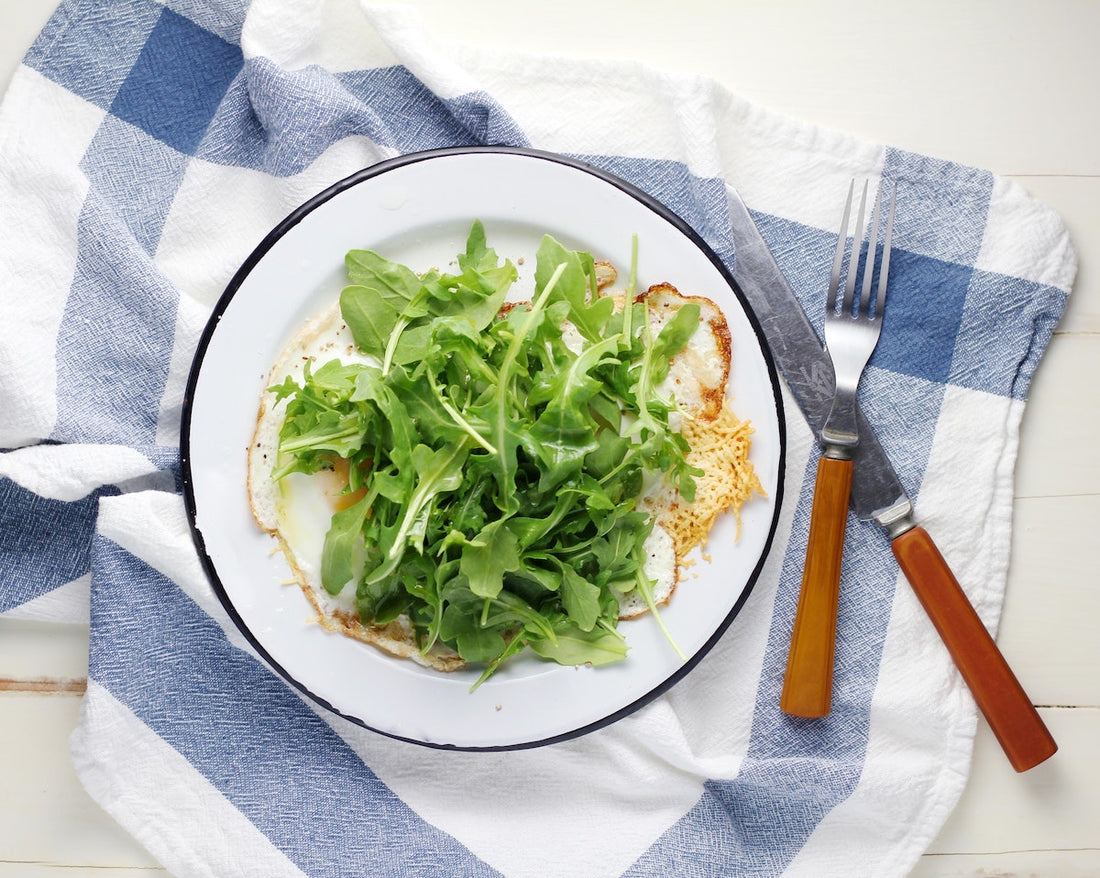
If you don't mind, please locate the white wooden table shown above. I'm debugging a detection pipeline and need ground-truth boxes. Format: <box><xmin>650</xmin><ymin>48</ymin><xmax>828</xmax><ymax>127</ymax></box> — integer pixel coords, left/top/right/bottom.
<box><xmin>2</xmin><ymin>2</ymin><xmax>1097</xmax><ymax>875</ymax></box>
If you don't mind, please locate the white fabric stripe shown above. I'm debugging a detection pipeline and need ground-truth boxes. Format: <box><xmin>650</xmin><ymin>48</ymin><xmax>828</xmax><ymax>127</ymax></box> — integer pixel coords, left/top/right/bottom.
<box><xmin>0</xmin><ymin>444</ymin><xmax>171</xmax><ymax>502</ymax></box>
<box><xmin>155</xmin><ymin>140</ymin><xmax>399</xmax><ymax>311</ymax></box>
<box><xmin>719</xmin><ymin>132</ymin><xmax>886</xmax><ymax>232</ymax></box>
<box><xmin>154</xmin><ymin>284</ymin><xmax>208</xmax><ymax>449</ymax></box>
<box><xmin>911</xmin><ymin>385</ymin><xmax>1021</xmax><ymax>631</ymax></box>
<box><xmin>438</xmin><ymin>36</ymin><xmax>888</xmax><ymax>232</ymax></box>
<box><xmin>242</xmin><ymin>0</ymin><xmax>400</xmax><ymax>72</ymax></box>
<box><xmin>0</xmin><ymin>574</ymin><xmax>89</xmax><ymax>623</ymax></box>
<box><xmin>976</xmin><ymin>173</ymin><xmax>1078</xmax><ymax>288</ymax></box>
<box><xmin>0</xmin><ymin>67</ymin><xmax>103</xmax><ymax>446</ymax></box>
<box><xmin>73</xmin><ymin>680</ymin><xmax>309</xmax><ymax>878</ymax></box>
<box><xmin>362</xmin><ymin>2</ymin><xmax>486</xmax><ymax>101</ymax></box>
<box><xmin>327</xmin><ymin>707</ymin><xmax>704</xmax><ymax>878</ymax></box>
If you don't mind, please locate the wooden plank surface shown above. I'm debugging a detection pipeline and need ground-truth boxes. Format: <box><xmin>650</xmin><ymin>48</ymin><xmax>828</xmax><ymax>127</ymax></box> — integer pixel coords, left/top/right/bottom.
<box><xmin>0</xmin><ymin>693</ymin><xmax>163</xmax><ymax>874</ymax></box>
<box><xmin>1</xmin><ymin>1</ymin><xmax>1097</xmax><ymax>875</ymax></box>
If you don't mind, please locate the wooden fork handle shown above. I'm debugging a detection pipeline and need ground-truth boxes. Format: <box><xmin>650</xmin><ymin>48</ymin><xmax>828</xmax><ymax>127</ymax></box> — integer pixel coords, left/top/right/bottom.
<box><xmin>892</xmin><ymin>526</ymin><xmax>1057</xmax><ymax>772</ymax></box>
<box><xmin>781</xmin><ymin>455</ymin><xmax>852</xmax><ymax>719</ymax></box>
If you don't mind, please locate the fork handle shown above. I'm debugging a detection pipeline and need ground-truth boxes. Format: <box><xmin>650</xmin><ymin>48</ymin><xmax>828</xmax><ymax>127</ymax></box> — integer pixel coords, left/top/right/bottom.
<box><xmin>891</xmin><ymin>526</ymin><xmax>1057</xmax><ymax>772</ymax></box>
<box><xmin>781</xmin><ymin>455</ymin><xmax>852</xmax><ymax>718</ymax></box>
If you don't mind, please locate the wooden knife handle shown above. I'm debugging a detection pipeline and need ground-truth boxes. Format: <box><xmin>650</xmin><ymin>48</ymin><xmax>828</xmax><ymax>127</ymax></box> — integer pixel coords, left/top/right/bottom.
<box><xmin>892</xmin><ymin>526</ymin><xmax>1057</xmax><ymax>772</ymax></box>
<box><xmin>781</xmin><ymin>455</ymin><xmax>852</xmax><ymax>718</ymax></box>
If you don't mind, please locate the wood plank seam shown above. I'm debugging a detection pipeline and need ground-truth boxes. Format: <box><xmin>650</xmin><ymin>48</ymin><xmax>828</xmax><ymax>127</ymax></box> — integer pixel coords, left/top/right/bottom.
<box><xmin>922</xmin><ymin>847</ymin><xmax>1100</xmax><ymax>856</ymax></box>
<box><xmin>0</xmin><ymin>678</ymin><xmax>87</xmax><ymax>695</ymax></box>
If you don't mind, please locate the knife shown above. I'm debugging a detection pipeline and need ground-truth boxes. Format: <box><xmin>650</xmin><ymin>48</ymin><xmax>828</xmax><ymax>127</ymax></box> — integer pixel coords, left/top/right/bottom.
<box><xmin>725</xmin><ymin>185</ymin><xmax>1057</xmax><ymax>772</ymax></box>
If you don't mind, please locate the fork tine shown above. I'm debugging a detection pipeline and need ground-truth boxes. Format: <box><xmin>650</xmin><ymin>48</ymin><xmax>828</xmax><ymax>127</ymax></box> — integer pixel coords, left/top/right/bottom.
<box><xmin>841</xmin><ymin>181</ymin><xmax>869</xmax><ymax>316</ymax></box>
<box><xmin>859</xmin><ymin>182</ymin><xmax>883</xmax><ymax>318</ymax></box>
<box><xmin>875</xmin><ymin>182</ymin><xmax>898</xmax><ymax>315</ymax></box>
<box><xmin>826</xmin><ymin>180</ymin><xmax>856</xmax><ymax>314</ymax></box>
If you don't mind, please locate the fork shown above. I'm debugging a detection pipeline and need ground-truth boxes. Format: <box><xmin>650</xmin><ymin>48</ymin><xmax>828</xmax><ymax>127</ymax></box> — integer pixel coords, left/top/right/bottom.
<box><xmin>781</xmin><ymin>179</ymin><xmax>896</xmax><ymax>718</ymax></box>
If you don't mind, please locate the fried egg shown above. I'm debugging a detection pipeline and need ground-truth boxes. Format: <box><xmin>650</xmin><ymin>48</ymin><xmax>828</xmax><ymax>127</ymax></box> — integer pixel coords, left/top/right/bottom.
<box><xmin>247</xmin><ymin>280</ymin><xmax>746</xmax><ymax>669</ymax></box>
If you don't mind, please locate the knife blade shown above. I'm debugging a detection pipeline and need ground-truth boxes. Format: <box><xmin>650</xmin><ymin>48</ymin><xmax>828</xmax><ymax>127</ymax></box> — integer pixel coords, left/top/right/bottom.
<box><xmin>725</xmin><ymin>185</ymin><xmax>1057</xmax><ymax>772</ymax></box>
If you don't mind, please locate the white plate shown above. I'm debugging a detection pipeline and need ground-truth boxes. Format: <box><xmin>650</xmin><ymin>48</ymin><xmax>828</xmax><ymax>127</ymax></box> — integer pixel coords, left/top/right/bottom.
<box><xmin>181</xmin><ymin>148</ymin><xmax>785</xmax><ymax>750</ymax></box>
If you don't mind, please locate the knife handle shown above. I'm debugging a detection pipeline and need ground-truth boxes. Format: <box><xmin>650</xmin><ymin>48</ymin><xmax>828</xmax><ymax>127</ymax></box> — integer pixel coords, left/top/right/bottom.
<box><xmin>781</xmin><ymin>455</ymin><xmax>852</xmax><ymax>718</ymax></box>
<box><xmin>892</xmin><ymin>526</ymin><xmax>1057</xmax><ymax>772</ymax></box>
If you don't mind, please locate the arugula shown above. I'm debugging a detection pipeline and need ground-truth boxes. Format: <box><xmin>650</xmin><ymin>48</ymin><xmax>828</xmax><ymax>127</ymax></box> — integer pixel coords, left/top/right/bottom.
<box><xmin>271</xmin><ymin>220</ymin><xmax>700</xmax><ymax>684</ymax></box>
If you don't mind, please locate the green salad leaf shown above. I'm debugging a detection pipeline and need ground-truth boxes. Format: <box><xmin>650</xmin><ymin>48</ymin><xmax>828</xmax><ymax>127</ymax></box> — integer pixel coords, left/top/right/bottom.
<box><xmin>271</xmin><ymin>220</ymin><xmax>701</xmax><ymax>685</ymax></box>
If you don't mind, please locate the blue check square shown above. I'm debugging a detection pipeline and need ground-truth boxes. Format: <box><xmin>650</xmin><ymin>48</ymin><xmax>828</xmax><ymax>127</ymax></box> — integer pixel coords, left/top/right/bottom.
<box><xmin>873</xmin><ymin>249</ymin><xmax>971</xmax><ymax>386</ymax></box>
<box><xmin>109</xmin><ymin>7</ymin><xmax>242</xmax><ymax>155</ymax></box>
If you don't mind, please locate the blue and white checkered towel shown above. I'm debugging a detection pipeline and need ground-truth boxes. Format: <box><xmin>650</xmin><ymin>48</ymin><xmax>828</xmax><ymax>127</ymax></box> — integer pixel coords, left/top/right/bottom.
<box><xmin>0</xmin><ymin>2</ymin><xmax>1076</xmax><ymax>876</ymax></box>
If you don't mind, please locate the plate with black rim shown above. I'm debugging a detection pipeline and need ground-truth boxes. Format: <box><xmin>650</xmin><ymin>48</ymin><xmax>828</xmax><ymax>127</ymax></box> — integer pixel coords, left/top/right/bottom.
<box><xmin>180</xmin><ymin>146</ymin><xmax>785</xmax><ymax>751</ymax></box>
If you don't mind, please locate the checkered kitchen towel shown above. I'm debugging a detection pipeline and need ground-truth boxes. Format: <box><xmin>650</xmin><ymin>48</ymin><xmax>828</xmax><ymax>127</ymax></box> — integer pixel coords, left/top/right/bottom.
<box><xmin>0</xmin><ymin>1</ymin><xmax>1075</xmax><ymax>876</ymax></box>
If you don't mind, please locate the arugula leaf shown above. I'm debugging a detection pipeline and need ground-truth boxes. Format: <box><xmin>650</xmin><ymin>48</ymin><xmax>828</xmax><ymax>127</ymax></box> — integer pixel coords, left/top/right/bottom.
<box><xmin>340</xmin><ymin>249</ymin><xmax>423</xmax><ymax>359</ymax></box>
<box><xmin>558</xmin><ymin>563</ymin><xmax>602</xmax><ymax>632</ymax></box>
<box><xmin>527</xmin><ymin>335</ymin><xmax>620</xmax><ymax>489</ymax></box>
<box><xmin>535</xmin><ymin>236</ymin><xmax>614</xmax><ymax>341</ymax></box>
<box><xmin>650</xmin><ymin>302</ymin><xmax>701</xmax><ymax>383</ymax></box>
<box><xmin>320</xmin><ymin>493</ymin><xmax>372</xmax><ymax>596</ymax></box>
<box><xmin>455</xmin><ymin>624</ymin><xmax>508</xmax><ymax>665</ymax></box>
<box><xmin>528</xmin><ymin>622</ymin><xmax>628</xmax><ymax>666</ymax></box>
<box><xmin>459</xmin><ymin>520</ymin><xmax>521</xmax><ymax>599</ymax></box>
<box><xmin>269</xmin><ymin>220</ymin><xmax>705</xmax><ymax>682</ymax></box>
<box><xmin>388</xmin><ymin>441</ymin><xmax>469</xmax><ymax>559</ymax></box>
<box><xmin>345</xmin><ymin>249</ymin><xmax>422</xmax><ymax>304</ymax></box>
<box><xmin>457</xmin><ymin>219</ymin><xmax>495</xmax><ymax>272</ymax></box>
